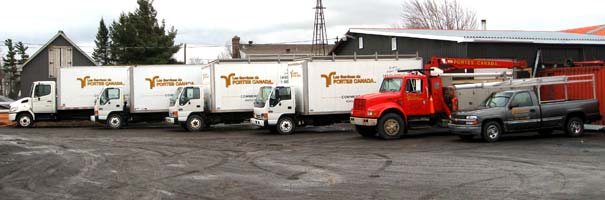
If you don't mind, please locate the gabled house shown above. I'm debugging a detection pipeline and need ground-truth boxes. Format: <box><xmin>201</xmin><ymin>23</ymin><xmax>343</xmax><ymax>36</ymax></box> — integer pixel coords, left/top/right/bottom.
<box><xmin>19</xmin><ymin>31</ymin><xmax>96</xmax><ymax>97</ymax></box>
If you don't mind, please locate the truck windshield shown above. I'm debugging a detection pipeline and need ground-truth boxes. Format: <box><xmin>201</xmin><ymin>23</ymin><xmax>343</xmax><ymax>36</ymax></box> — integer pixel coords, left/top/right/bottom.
<box><xmin>483</xmin><ymin>92</ymin><xmax>513</xmax><ymax>108</ymax></box>
<box><xmin>170</xmin><ymin>87</ymin><xmax>183</xmax><ymax>107</ymax></box>
<box><xmin>380</xmin><ymin>78</ymin><xmax>403</xmax><ymax>92</ymax></box>
<box><xmin>254</xmin><ymin>86</ymin><xmax>272</xmax><ymax>108</ymax></box>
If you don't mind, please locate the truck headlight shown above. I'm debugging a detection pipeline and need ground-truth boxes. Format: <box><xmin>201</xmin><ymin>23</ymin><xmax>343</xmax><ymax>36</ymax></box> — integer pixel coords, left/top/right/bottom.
<box><xmin>261</xmin><ymin>113</ymin><xmax>268</xmax><ymax>119</ymax></box>
<box><xmin>465</xmin><ymin>116</ymin><xmax>478</xmax><ymax>120</ymax></box>
<box><xmin>172</xmin><ymin>111</ymin><xmax>178</xmax><ymax>117</ymax></box>
<box><xmin>367</xmin><ymin>111</ymin><xmax>375</xmax><ymax>117</ymax></box>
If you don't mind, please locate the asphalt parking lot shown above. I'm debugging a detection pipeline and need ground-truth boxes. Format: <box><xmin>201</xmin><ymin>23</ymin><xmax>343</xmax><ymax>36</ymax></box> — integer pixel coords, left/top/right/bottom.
<box><xmin>0</xmin><ymin>124</ymin><xmax>604</xmax><ymax>200</ymax></box>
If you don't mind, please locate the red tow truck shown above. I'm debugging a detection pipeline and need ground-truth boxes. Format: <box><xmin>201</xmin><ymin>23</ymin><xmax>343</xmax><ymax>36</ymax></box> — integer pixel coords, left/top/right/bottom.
<box><xmin>349</xmin><ymin>57</ymin><xmax>528</xmax><ymax>139</ymax></box>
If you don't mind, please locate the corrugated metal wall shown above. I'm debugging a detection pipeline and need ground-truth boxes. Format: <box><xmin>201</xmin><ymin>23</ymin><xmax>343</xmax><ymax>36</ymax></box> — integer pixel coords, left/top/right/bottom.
<box><xmin>537</xmin><ymin>67</ymin><xmax>605</xmax><ymax>125</ymax></box>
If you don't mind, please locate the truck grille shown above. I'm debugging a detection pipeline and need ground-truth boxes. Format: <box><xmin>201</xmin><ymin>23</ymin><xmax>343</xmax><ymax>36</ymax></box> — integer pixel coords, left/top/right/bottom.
<box><xmin>353</xmin><ymin>99</ymin><xmax>366</xmax><ymax>111</ymax></box>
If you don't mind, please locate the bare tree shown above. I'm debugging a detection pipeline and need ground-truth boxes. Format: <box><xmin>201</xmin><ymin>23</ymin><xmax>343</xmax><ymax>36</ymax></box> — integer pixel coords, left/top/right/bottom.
<box><xmin>400</xmin><ymin>0</ymin><xmax>478</xmax><ymax>30</ymax></box>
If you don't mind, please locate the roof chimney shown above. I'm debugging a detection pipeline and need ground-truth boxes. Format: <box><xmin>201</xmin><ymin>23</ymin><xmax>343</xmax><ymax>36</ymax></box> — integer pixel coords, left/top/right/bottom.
<box><xmin>232</xmin><ymin>36</ymin><xmax>241</xmax><ymax>59</ymax></box>
<box><xmin>481</xmin><ymin>19</ymin><xmax>487</xmax><ymax>30</ymax></box>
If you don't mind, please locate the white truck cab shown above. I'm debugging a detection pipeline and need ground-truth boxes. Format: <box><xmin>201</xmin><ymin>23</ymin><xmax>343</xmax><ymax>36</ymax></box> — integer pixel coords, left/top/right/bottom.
<box><xmin>9</xmin><ymin>81</ymin><xmax>57</xmax><ymax>127</ymax></box>
<box><xmin>91</xmin><ymin>86</ymin><xmax>127</xmax><ymax>128</ymax></box>
<box><xmin>165</xmin><ymin>86</ymin><xmax>205</xmax><ymax>131</ymax></box>
<box><xmin>250</xmin><ymin>85</ymin><xmax>297</xmax><ymax>134</ymax></box>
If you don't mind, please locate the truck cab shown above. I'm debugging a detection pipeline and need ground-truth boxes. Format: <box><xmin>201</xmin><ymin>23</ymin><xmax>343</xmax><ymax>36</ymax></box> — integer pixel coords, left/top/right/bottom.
<box><xmin>250</xmin><ymin>85</ymin><xmax>297</xmax><ymax>134</ymax></box>
<box><xmin>9</xmin><ymin>81</ymin><xmax>57</xmax><ymax>127</ymax></box>
<box><xmin>91</xmin><ymin>86</ymin><xmax>126</xmax><ymax>128</ymax></box>
<box><xmin>350</xmin><ymin>73</ymin><xmax>451</xmax><ymax>139</ymax></box>
<box><xmin>165</xmin><ymin>86</ymin><xmax>205</xmax><ymax>131</ymax></box>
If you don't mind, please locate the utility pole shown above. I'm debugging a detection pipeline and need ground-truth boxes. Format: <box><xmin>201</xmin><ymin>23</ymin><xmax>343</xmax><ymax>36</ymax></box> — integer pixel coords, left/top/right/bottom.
<box><xmin>312</xmin><ymin>0</ymin><xmax>328</xmax><ymax>56</ymax></box>
<box><xmin>183</xmin><ymin>43</ymin><xmax>187</xmax><ymax>64</ymax></box>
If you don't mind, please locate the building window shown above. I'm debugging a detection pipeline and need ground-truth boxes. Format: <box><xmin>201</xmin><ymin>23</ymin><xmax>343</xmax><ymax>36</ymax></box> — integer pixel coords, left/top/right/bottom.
<box><xmin>48</xmin><ymin>46</ymin><xmax>73</xmax><ymax>78</ymax></box>
<box><xmin>391</xmin><ymin>37</ymin><xmax>397</xmax><ymax>51</ymax></box>
<box><xmin>358</xmin><ymin>37</ymin><xmax>364</xmax><ymax>49</ymax></box>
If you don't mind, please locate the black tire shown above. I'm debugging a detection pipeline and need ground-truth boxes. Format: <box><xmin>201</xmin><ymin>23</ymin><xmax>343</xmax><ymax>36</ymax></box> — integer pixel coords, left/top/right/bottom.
<box><xmin>565</xmin><ymin>117</ymin><xmax>584</xmax><ymax>137</ymax></box>
<box><xmin>107</xmin><ymin>114</ymin><xmax>123</xmax><ymax>129</ymax></box>
<box><xmin>186</xmin><ymin>115</ymin><xmax>205</xmax><ymax>132</ymax></box>
<box><xmin>458</xmin><ymin>135</ymin><xmax>474</xmax><ymax>140</ymax></box>
<box><xmin>16</xmin><ymin>113</ymin><xmax>34</xmax><ymax>128</ymax></box>
<box><xmin>355</xmin><ymin>125</ymin><xmax>376</xmax><ymax>138</ymax></box>
<box><xmin>276</xmin><ymin>117</ymin><xmax>296</xmax><ymax>135</ymax></box>
<box><xmin>481</xmin><ymin>121</ymin><xmax>502</xmax><ymax>143</ymax></box>
<box><xmin>538</xmin><ymin>129</ymin><xmax>553</xmax><ymax>136</ymax></box>
<box><xmin>377</xmin><ymin>113</ymin><xmax>405</xmax><ymax>140</ymax></box>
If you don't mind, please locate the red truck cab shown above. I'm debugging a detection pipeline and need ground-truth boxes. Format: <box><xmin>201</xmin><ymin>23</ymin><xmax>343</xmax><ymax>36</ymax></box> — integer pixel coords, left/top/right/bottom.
<box><xmin>350</xmin><ymin>72</ymin><xmax>454</xmax><ymax>139</ymax></box>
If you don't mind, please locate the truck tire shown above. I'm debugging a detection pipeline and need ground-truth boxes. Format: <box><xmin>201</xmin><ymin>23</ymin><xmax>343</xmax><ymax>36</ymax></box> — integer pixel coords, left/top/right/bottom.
<box><xmin>377</xmin><ymin>113</ymin><xmax>405</xmax><ymax>140</ymax></box>
<box><xmin>565</xmin><ymin>117</ymin><xmax>584</xmax><ymax>137</ymax></box>
<box><xmin>276</xmin><ymin>117</ymin><xmax>296</xmax><ymax>135</ymax></box>
<box><xmin>482</xmin><ymin>121</ymin><xmax>502</xmax><ymax>142</ymax></box>
<box><xmin>186</xmin><ymin>115</ymin><xmax>205</xmax><ymax>132</ymax></box>
<box><xmin>107</xmin><ymin>114</ymin><xmax>123</xmax><ymax>129</ymax></box>
<box><xmin>16</xmin><ymin>113</ymin><xmax>33</xmax><ymax>128</ymax></box>
<box><xmin>355</xmin><ymin>125</ymin><xmax>376</xmax><ymax>138</ymax></box>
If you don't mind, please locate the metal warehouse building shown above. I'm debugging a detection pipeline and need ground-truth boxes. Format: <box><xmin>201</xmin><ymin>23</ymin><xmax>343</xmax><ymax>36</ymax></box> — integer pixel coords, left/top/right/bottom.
<box><xmin>330</xmin><ymin>28</ymin><xmax>605</xmax><ymax>67</ymax></box>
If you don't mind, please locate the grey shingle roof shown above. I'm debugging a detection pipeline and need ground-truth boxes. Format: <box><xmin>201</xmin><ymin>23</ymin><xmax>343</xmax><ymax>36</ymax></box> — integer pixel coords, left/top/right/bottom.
<box><xmin>350</xmin><ymin>28</ymin><xmax>605</xmax><ymax>44</ymax></box>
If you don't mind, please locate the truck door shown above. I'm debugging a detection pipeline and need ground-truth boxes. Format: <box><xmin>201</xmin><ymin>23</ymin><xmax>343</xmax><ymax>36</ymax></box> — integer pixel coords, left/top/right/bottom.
<box><xmin>268</xmin><ymin>87</ymin><xmax>295</xmax><ymax>120</ymax></box>
<box><xmin>506</xmin><ymin>91</ymin><xmax>540</xmax><ymax>130</ymax></box>
<box><xmin>32</xmin><ymin>83</ymin><xmax>55</xmax><ymax>113</ymax></box>
<box><xmin>403</xmin><ymin>77</ymin><xmax>428</xmax><ymax>116</ymax></box>
<box><xmin>98</xmin><ymin>88</ymin><xmax>123</xmax><ymax>118</ymax></box>
<box><xmin>178</xmin><ymin>87</ymin><xmax>203</xmax><ymax>118</ymax></box>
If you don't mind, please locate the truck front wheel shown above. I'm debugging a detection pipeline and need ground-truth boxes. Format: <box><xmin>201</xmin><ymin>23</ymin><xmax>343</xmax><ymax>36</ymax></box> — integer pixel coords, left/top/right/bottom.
<box><xmin>186</xmin><ymin>115</ymin><xmax>205</xmax><ymax>132</ymax></box>
<box><xmin>16</xmin><ymin>113</ymin><xmax>33</xmax><ymax>128</ymax></box>
<box><xmin>355</xmin><ymin>125</ymin><xmax>376</xmax><ymax>138</ymax></box>
<box><xmin>482</xmin><ymin>121</ymin><xmax>502</xmax><ymax>142</ymax></box>
<box><xmin>377</xmin><ymin>113</ymin><xmax>405</xmax><ymax>139</ymax></box>
<box><xmin>107</xmin><ymin>114</ymin><xmax>123</xmax><ymax>129</ymax></box>
<box><xmin>565</xmin><ymin>117</ymin><xmax>584</xmax><ymax>137</ymax></box>
<box><xmin>276</xmin><ymin>117</ymin><xmax>296</xmax><ymax>135</ymax></box>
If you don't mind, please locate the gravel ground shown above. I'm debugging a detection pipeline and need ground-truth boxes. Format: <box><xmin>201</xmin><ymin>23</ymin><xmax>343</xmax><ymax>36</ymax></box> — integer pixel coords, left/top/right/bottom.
<box><xmin>0</xmin><ymin>124</ymin><xmax>604</xmax><ymax>200</ymax></box>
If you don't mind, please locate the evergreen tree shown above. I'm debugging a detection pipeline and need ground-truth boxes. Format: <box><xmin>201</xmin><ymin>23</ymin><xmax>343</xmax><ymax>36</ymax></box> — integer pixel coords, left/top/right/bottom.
<box><xmin>109</xmin><ymin>0</ymin><xmax>180</xmax><ymax>64</ymax></box>
<box><xmin>92</xmin><ymin>18</ymin><xmax>111</xmax><ymax>65</ymax></box>
<box><xmin>2</xmin><ymin>39</ymin><xmax>27</xmax><ymax>98</ymax></box>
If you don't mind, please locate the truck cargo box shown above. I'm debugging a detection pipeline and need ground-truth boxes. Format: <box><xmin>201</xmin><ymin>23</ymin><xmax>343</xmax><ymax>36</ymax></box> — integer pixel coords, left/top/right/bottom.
<box><xmin>288</xmin><ymin>58</ymin><xmax>423</xmax><ymax>115</ymax></box>
<box><xmin>130</xmin><ymin>65</ymin><xmax>204</xmax><ymax>113</ymax></box>
<box><xmin>57</xmin><ymin>66</ymin><xmax>130</xmax><ymax>110</ymax></box>
<box><xmin>537</xmin><ymin>66</ymin><xmax>605</xmax><ymax>125</ymax></box>
<box><xmin>205</xmin><ymin>62</ymin><xmax>287</xmax><ymax>113</ymax></box>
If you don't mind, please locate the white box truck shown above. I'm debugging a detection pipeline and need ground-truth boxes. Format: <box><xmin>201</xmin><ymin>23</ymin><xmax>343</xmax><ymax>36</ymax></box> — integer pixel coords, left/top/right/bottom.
<box><xmin>91</xmin><ymin>65</ymin><xmax>204</xmax><ymax>128</ymax></box>
<box><xmin>250</xmin><ymin>56</ymin><xmax>423</xmax><ymax>134</ymax></box>
<box><xmin>9</xmin><ymin>66</ymin><xmax>130</xmax><ymax>127</ymax></box>
<box><xmin>165</xmin><ymin>61</ymin><xmax>286</xmax><ymax>131</ymax></box>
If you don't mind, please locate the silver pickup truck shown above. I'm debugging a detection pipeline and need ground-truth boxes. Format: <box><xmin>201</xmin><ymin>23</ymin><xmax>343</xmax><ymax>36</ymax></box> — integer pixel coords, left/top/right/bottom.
<box><xmin>450</xmin><ymin>89</ymin><xmax>601</xmax><ymax>142</ymax></box>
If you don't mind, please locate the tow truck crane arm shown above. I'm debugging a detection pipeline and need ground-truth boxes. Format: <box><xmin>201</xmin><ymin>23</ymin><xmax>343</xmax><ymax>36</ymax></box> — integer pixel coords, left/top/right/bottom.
<box><xmin>425</xmin><ymin>57</ymin><xmax>528</xmax><ymax>72</ymax></box>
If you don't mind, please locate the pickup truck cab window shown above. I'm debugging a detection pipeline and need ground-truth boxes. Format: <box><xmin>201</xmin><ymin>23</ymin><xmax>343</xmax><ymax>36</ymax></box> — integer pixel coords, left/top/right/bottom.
<box><xmin>179</xmin><ymin>87</ymin><xmax>200</xmax><ymax>106</ymax></box>
<box><xmin>269</xmin><ymin>87</ymin><xmax>291</xmax><ymax>107</ymax></box>
<box><xmin>511</xmin><ymin>92</ymin><xmax>533</xmax><ymax>107</ymax></box>
<box><xmin>379</xmin><ymin>78</ymin><xmax>402</xmax><ymax>92</ymax></box>
<box><xmin>405</xmin><ymin>78</ymin><xmax>422</xmax><ymax>93</ymax></box>
<box><xmin>34</xmin><ymin>84</ymin><xmax>51</xmax><ymax>97</ymax></box>
<box><xmin>100</xmin><ymin>88</ymin><xmax>120</xmax><ymax>105</ymax></box>
<box><xmin>483</xmin><ymin>92</ymin><xmax>513</xmax><ymax>108</ymax></box>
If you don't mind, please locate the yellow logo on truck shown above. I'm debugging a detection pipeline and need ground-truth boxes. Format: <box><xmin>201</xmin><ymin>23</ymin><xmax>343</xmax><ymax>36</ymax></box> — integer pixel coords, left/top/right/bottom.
<box><xmin>220</xmin><ymin>73</ymin><xmax>274</xmax><ymax>88</ymax></box>
<box><xmin>321</xmin><ymin>72</ymin><xmax>376</xmax><ymax>88</ymax></box>
<box><xmin>76</xmin><ymin>76</ymin><xmax>124</xmax><ymax>88</ymax></box>
<box><xmin>145</xmin><ymin>76</ymin><xmax>194</xmax><ymax>89</ymax></box>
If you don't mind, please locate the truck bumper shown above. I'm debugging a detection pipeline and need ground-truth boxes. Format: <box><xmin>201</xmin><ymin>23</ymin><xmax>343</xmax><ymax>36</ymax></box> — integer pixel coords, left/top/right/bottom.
<box><xmin>165</xmin><ymin>117</ymin><xmax>177</xmax><ymax>125</ymax></box>
<box><xmin>250</xmin><ymin>118</ymin><xmax>268</xmax><ymax>127</ymax></box>
<box><xmin>350</xmin><ymin>117</ymin><xmax>378</xmax><ymax>126</ymax></box>
<box><xmin>90</xmin><ymin>115</ymin><xmax>97</xmax><ymax>122</ymax></box>
<box><xmin>449</xmin><ymin>124</ymin><xmax>482</xmax><ymax>136</ymax></box>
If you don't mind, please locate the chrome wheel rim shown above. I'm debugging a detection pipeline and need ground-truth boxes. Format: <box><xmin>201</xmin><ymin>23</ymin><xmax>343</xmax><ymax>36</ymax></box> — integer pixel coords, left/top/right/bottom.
<box><xmin>109</xmin><ymin>117</ymin><xmax>121</xmax><ymax>128</ymax></box>
<box><xmin>280</xmin><ymin>119</ymin><xmax>293</xmax><ymax>133</ymax></box>
<box><xmin>19</xmin><ymin>116</ymin><xmax>31</xmax><ymax>127</ymax></box>
<box><xmin>487</xmin><ymin>125</ymin><xmax>499</xmax><ymax>139</ymax></box>
<box><xmin>190</xmin><ymin>118</ymin><xmax>201</xmax><ymax>130</ymax></box>
<box><xmin>383</xmin><ymin>119</ymin><xmax>400</xmax><ymax>136</ymax></box>
<box><xmin>570</xmin><ymin>121</ymin><xmax>582</xmax><ymax>135</ymax></box>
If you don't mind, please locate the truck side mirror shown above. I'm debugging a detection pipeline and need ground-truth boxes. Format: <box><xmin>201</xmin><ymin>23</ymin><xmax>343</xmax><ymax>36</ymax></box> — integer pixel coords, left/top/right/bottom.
<box><xmin>509</xmin><ymin>103</ymin><xmax>519</xmax><ymax>109</ymax></box>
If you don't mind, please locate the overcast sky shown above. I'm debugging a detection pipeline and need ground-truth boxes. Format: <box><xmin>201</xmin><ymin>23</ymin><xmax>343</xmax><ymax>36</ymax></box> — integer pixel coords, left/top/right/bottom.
<box><xmin>0</xmin><ymin>0</ymin><xmax>603</xmax><ymax>60</ymax></box>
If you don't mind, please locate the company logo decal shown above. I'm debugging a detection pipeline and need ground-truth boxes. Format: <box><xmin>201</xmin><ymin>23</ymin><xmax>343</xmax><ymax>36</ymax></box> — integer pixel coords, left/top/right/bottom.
<box><xmin>220</xmin><ymin>73</ymin><xmax>274</xmax><ymax>88</ymax></box>
<box><xmin>290</xmin><ymin>71</ymin><xmax>302</xmax><ymax>78</ymax></box>
<box><xmin>76</xmin><ymin>76</ymin><xmax>124</xmax><ymax>88</ymax></box>
<box><xmin>320</xmin><ymin>72</ymin><xmax>376</xmax><ymax>88</ymax></box>
<box><xmin>145</xmin><ymin>76</ymin><xmax>194</xmax><ymax>89</ymax></box>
